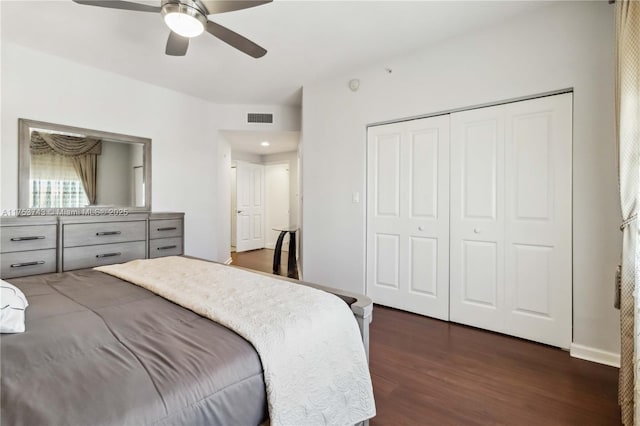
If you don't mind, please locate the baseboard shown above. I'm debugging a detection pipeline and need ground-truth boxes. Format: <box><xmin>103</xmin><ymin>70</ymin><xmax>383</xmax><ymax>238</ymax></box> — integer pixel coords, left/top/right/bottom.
<box><xmin>224</xmin><ymin>257</ymin><xmax>233</xmax><ymax>265</ymax></box>
<box><xmin>570</xmin><ymin>343</ymin><xmax>620</xmax><ymax>368</ymax></box>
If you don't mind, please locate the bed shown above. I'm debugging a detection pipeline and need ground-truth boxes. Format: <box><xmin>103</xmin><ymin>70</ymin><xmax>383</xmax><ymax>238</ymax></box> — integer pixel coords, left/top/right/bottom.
<box><xmin>1</xmin><ymin>259</ymin><xmax>375</xmax><ymax>426</ymax></box>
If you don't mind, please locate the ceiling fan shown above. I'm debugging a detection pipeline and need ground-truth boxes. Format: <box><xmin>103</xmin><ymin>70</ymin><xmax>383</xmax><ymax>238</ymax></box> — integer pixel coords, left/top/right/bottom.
<box><xmin>72</xmin><ymin>0</ymin><xmax>271</xmax><ymax>58</ymax></box>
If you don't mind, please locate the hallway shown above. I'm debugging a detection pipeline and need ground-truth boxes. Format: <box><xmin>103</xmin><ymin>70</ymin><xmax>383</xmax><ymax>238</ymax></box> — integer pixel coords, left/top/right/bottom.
<box><xmin>231</xmin><ymin>248</ymin><xmax>287</xmax><ymax>275</ymax></box>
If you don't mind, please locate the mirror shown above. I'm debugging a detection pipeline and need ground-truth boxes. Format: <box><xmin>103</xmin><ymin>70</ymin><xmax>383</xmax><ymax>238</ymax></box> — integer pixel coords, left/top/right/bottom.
<box><xmin>18</xmin><ymin>119</ymin><xmax>152</xmax><ymax>212</ymax></box>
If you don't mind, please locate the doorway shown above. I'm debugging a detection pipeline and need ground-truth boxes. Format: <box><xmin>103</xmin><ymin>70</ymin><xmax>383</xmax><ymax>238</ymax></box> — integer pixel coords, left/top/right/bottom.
<box><xmin>224</xmin><ymin>130</ymin><xmax>300</xmax><ymax>277</ymax></box>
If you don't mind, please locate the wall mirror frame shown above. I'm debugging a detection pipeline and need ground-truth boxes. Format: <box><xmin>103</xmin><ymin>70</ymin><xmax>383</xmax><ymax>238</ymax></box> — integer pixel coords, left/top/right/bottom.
<box><xmin>18</xmin><ymin>118</ymin><xmax>152</xmax><ymax>213</ymax></box>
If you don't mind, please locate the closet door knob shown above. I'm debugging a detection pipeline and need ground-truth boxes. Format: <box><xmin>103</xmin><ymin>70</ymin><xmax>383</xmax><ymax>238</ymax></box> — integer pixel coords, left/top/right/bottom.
<box><xmin>474</xmin><ymin>228</ymin><xmax>481</xmax><ymax>234</ymax></box>
<box><xmin>418</xmin><ymin>226</ymin><xmax>424</xmax><ymax>231</ymax></box>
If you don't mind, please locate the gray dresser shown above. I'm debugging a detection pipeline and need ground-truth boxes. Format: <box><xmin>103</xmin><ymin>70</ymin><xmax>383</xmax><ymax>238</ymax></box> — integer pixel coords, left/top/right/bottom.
<box><xmin>0</xmin><ymin>216</ymin><xmax>58</xmax><ymax>279</ymax></box>
<box><xmin>0</xmin><ymin>213</ymin><xmax>184</xmax><ymax>278</ymax></box>
<box><xmin>148</xmin><ymin>213</ymin><xmax>184</xmax><ymax>259</ymax></box>
<box><xmin>59</xmin><ymin>214</ymin><xmax>148</xmax><ymax>271</ymax></box>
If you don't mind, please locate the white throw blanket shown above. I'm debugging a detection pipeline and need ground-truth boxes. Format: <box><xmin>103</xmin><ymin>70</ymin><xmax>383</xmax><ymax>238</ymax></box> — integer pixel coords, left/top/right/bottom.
<box><xmin>95</xmin><ymin>256</ymin><xmax>375</xmax><ymax>426</ymax></box>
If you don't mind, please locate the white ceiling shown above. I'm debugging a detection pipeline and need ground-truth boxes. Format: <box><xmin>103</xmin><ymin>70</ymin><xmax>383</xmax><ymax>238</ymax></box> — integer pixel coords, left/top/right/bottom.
<box><xmin>1</xmin><ymin>1</ymin><xmax>550</xmax><ymax>106</ymax></box>
<box><xmin>222</xmin><ymin>130</ymin><xmax>299</xmax><ymax>155</ymax></box>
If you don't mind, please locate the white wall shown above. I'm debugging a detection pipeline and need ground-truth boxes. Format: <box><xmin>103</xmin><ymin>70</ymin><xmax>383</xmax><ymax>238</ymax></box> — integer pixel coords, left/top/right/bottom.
<box><xmin>231</xmin><ymin>151</ymin><xmax>263</xmax><ymax>163</ymax></box>
<box><xmin>265</xmin><ymin>163</ymin><xmax>291</xmax><ymax>250</ymax></box>
<box><xmin>217</xmin><ymin>136</ymin><xmax>231</xmax><ymax>262</ymax></box>
<box><xmin>1</xmin><ymin>42</ymin><xmax>222</xmax><ymax>260</ymax></box>
<box><xmin>230</xmin><ymin>166</ymin><xmax>237</xmax><ymax>248</ymax></box>
<box><xmin>302</xmin><ymin>1</ymin><xmax>621</xmax><ymax>355</ymax></box>
<box><xmin>1</xmin><ymin>41</ymin><xmax>303</xmax><ymax>264</ymax></box>
<box><xmin>264</xmin><ymin>151</ymin><xmax>299</xmax><ymax>228</ymax></box>
<box><xmin>96</xmin><ymin>141</ymin><xmax>132</xmax><ymax>206</ymax></box>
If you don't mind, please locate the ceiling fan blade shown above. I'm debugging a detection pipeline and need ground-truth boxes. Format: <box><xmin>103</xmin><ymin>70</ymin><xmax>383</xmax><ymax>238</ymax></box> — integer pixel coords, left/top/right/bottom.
<box><xmin>205</xmin><ymin>21</ymin><xmax>266</xmax><ymax>58</ymax></box>
<box><xmin>198</xmin><ymin>1</ymin><xmax>272</xmax><ymax>15</ymax></box>
<box><xmin>72</xmin><ymin>0</ymin><xmax>161</xmax><ymax>13</ymax></box>
<box><xmin>166</xmin><ymin>32</ymin><xmax>190</xmax><ymax>56</ymax></box>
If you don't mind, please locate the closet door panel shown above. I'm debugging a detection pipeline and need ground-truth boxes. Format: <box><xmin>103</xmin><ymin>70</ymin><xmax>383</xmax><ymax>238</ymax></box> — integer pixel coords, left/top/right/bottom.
<box><xmin>410</xmin><ymin>128</ymin><xmax>439</xmax><ymax>219</ymax></box>
<box><xmin>510</xmin><ymin>243</ymin><xmax>553</xmax><ymax>315</ymax></box>
<box><xmin>375</xmin><ymin>133</ymin><xmax>401</xmax><ymax>217</ymax></box>
<box><xmin>409</xmin><ymin>236</ymin><xmax>438</xmax><ymax>296</ymax></box>
<box><xmin>462</xmin><ymin>240</ymin><xmax>498</xmax><ymax>307</ymax></box>
<box><xmin>450</xmin><ymin>106</ymin><xmax>505</xmax><ymax>332</ymax></box>
<box><xmin>375</xmin><ymin>233</ymin><xmax>400</xmax><ymax>288</ymax></box>
<box><xmin>367</xmin><ymin>122</ymin><xmax>405</xmax><ymax>311</ymax></box>
<box><xmin>463</xmin><ymin>124</ymin><xmax>498</xmax><ymax>220</ymax></box>
<box><xmin>504</xmin><ymin>93</ymin><xmax>572</xmax><ymax>348</ymax></box>
<box><xmin>367</xmin><ymin>115</ymin><xmax>450</xmax><ymax>320</ymax></box>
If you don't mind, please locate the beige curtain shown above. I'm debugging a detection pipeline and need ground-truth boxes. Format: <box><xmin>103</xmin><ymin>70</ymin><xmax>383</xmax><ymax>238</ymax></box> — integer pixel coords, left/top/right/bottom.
<box><xmin>70</xmin><ymin>155</ymin><xmax>98</xmax><ymax>205</ymax></box>
<box><xmin>30</xmin><ymin>131</ymin><xmax>102</xmax><ymax>156</ymax></box>
<box><xmin>30</xmin><ymin>131</ymin><xmax>102</xmax><ymax>205</ymax></box>
<box><xmin>615</xmin><ymin>1</ymin><xmax>640</xmax><ymax>425</ymax></box>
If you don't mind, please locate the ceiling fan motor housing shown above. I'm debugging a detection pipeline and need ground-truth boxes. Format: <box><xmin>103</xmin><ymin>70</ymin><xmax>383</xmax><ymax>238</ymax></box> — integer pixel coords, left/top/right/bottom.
<box><xmin>162</xmin><ymin>0</ymin><xmax>209</xmax><ymax>15</ymax></box>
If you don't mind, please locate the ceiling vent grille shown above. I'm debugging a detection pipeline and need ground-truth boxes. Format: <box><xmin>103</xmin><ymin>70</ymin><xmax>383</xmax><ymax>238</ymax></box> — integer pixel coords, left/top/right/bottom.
<box><xmin>247</xmin><ymin>113</ymin><xmax>274</xmax><ymax>124</ymax></box>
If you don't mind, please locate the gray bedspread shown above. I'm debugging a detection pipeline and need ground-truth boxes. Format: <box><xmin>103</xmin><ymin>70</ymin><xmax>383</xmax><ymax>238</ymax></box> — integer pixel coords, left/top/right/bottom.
<box><xmin>1</xmin><ymin>269</ymin><xmax>267</xmax><ymax>426</ymax></box>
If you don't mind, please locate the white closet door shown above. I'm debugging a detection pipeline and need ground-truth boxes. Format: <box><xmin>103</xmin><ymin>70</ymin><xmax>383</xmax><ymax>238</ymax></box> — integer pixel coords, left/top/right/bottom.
<box><xmin>366</xmin><ymin>115</ymin><xmax>450</xmax><ymax>320</ymax></box>
<box><xmin>450</xmin><ymin>93</ymin><xmax>572</xmax><ymax>348</ymax></box>
<box><xmin>503</xmin><ymin>93</ymin><xmax>572</xmax><ymax>348</ymax></box>
<box><xmin>450</xmin><ymin>106</ymin><xmax>506</xmax><ymax>331</ymax></box>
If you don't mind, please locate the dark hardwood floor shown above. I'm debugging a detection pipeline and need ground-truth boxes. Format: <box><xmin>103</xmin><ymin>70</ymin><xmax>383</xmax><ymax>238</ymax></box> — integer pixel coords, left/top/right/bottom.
<box><xmin>231</xmin><ymin>249</ymin><xmax>621</xmax><ymax>425</ymax></box>
<box><xmin>369</xmin><ymin>306</ymin><xmax>620</xmax><ymax>425</ymax></box>
<box><xmin>231</xmin><ymin>248</ymin><xmax>285</xmax><ymax>274</ymax></box>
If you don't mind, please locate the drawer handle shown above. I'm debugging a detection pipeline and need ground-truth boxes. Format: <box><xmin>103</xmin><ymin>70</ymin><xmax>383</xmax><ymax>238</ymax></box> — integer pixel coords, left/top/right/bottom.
<box><xmin>10</xmin><ymin>261</ymin><xmax>45</xmax><ymax>268</ymax></box>
<box><xmin>96</xmin><ymin>231</ymin><xmax>122</xmax><ymax>236</ymax></box>
<box><xmin>96</xmin><ymin>252</ymin><xmax>121</xmax><ymax>258</ymax></box>
<box><xmin>10</xmin><ymin>236</ymin><xmax>45</xmax><ymax>241</ymax></box>
<box><xmin>157</xmin><ymin>227</ymin><xmax>177</xmax><ymax>232</ymax></box>
<box><xmin>157</xmin><ymin>245</ymin><xmax>177</xmax><ymax>251</ymax></box>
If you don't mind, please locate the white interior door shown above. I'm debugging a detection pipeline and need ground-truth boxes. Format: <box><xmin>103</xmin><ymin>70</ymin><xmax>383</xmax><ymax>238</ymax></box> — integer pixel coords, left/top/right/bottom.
<box><xmin>265</xmin><ymin>163</ymin><xmax>290</xmax><ymax>251</ymax></box>
<box><xmin>367</xmin><ymin>115</ymin><xmax>450</xmax><ymax>320</ymax></box>
<box><xmin>450</xmin><ymin>93</ymin><xmax>572</xmax><ymax>348</ymax></box>
<box><xmin>235</xmin><ymin>161</ymin><xmax>265</xmax><ymax>252</ymax></box>
<box><xmin>503</xmin><ymin>93</ymin><xmax>572</xmax><ymax>348</ymax></box>
<box><xmin>450</xmin><ymin>105</ymin><xmax>506</xmax><ymax>332</ymax></box>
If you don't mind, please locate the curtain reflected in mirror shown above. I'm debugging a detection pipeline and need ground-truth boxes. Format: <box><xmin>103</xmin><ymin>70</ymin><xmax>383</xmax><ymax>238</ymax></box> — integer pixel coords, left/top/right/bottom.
<box><xmin>30</xmin><ymin>152</ymin><xmax>90</xmax><ymax>208</ymax></box>
<box><xmin>19</xmin><ymin>119</ymin><xmax>152</xmax><ymax>212</ymax></box>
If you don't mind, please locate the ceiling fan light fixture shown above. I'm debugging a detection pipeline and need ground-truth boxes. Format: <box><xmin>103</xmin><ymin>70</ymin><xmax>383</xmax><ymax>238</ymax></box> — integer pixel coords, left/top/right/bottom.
<box><xmin>162</xmin><ymin>3</ymin><xmax>207</xmax><ymax>38</ymax></box>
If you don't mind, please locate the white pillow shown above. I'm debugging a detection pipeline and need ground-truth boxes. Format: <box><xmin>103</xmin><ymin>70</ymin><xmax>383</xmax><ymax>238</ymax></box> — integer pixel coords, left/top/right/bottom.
<box><xmin>0</xmin><ymin>280</ymin><xmax>29</xmax><ymax>333</ymax></box>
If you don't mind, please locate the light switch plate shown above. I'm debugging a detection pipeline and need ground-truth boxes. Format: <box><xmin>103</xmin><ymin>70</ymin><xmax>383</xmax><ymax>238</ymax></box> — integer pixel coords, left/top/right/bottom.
<box><xmin>352</xmin><ymin>192</ymin><xmax>360</xmax><ymax>203</ymax></box>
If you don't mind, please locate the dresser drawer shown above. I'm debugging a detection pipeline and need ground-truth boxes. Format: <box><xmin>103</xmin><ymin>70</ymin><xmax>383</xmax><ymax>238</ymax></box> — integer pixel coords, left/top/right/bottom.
<box><xmin>63</xmin><ymin>241</ymin><xmax>146</xmax><ymax>271</ymax></box>
<box><xmin>1</xmin><ymin>249</ymin><xmax>57</xmax><ymax>279</ymax></box>
<box><xmin>149</xmin><ymin>237</ymin><xmax>183</xmax><ymax>259</ymax></box>
<box><xmin>149</xmin><ymin>219</ymin><xmax>183</xmax><ymax>240</ymax></box>
<box><xmin>63</xmin><ymin>221</ymin><xmax>146</xmax><ymax>248</ymax></box>
<box><xmin>1</xmin><ymin>225</ymin><xmax>57</xmax><ymax>253</ymax></box>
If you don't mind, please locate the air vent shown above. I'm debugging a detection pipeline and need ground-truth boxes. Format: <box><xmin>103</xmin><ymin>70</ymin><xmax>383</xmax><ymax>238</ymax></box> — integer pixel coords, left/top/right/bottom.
<box><xmin>247</xmin><ymin>113</ymin><xmax>273</xmax><ymax>124</ymax></box>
